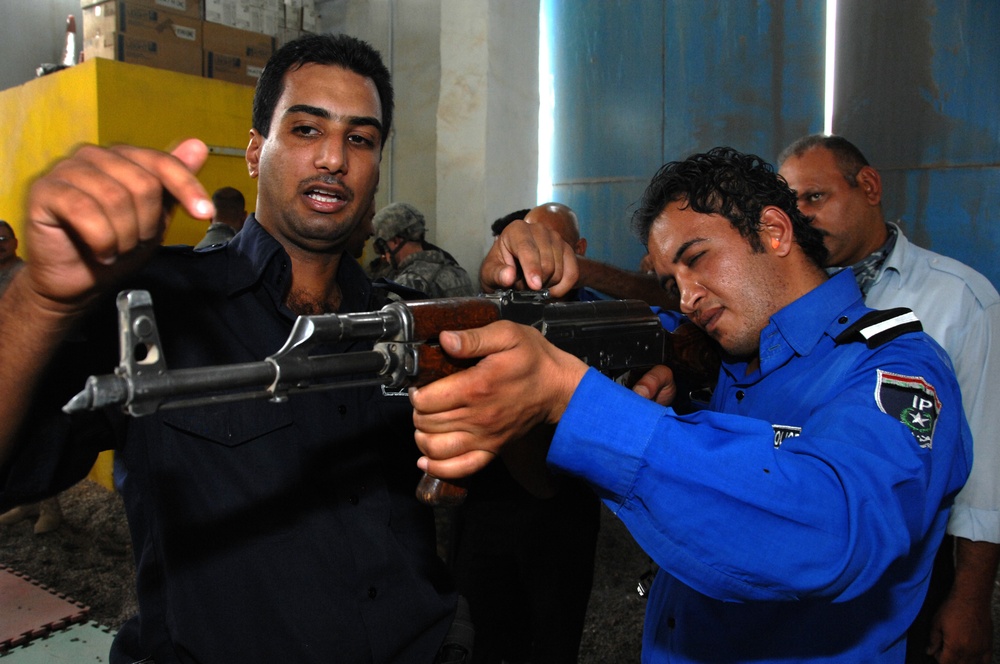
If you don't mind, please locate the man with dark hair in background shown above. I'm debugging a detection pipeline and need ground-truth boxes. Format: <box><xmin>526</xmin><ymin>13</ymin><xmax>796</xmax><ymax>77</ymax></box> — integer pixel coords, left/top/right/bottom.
<box><xmin>451</xmin><ymin>202</ymin><xmax>601</xmax><ymax>664</ymax></box>
<box><xmin>194</xmin><ymin>186</ymin><xmax>247</xmax><ymax>250</ymax></box>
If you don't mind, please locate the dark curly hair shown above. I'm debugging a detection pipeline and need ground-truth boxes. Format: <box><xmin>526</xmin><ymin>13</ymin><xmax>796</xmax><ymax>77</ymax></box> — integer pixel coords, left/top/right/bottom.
<box><xmin>252</xmin><ymin>33</ymin><xmax>394</xmax><ymax>148</ymax></box>
<box><xmin>631</xmin><ymin>147</ymin><xmax>828</xmax><ymax>268</ymax></box>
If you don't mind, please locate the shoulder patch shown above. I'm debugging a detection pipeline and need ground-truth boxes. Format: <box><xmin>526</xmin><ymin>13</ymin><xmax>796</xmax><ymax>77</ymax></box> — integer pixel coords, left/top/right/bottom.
<box><xmin>834</xmin><ymin>308</ymin><xmax>922</xmax><ymax>348</ymax></box>
<box><xmin>874</xmin><ymin>370</ymin><xmax>940</xmax><ymax>448</ymax></box>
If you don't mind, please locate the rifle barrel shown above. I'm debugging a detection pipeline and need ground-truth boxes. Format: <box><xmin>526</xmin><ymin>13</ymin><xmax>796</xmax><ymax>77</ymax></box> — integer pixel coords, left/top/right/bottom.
<box><xmin>63</xmin><ymin>350</ymin><xmax>391</xmax><ymax>414</ymax></box>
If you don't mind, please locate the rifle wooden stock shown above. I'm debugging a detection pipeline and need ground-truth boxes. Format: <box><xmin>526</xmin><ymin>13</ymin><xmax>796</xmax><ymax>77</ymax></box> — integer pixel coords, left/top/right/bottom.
<box><xmin>64</xmin><ymin>290</ymin><xmax>719</xmax><ymax>507</ymax></box>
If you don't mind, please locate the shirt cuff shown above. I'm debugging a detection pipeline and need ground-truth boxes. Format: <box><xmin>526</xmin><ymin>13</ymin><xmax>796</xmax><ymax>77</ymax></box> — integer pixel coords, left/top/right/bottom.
<box><xmin>947</xmin><ymin>505</ymin><xmax>1000</xmax><ymax>543</ymax></box>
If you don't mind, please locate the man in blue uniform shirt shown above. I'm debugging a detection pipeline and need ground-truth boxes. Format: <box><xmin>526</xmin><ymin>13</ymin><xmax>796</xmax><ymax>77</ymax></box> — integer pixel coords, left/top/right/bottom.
<box><xmin>0</xmin><ymin>34</ymin><xmax>455</xmax><ymax>663</ymax></box>
<box><xmin>411</xmin><ymin>148</ymin><xmax>972</xmax><ymax>662</ymax></box>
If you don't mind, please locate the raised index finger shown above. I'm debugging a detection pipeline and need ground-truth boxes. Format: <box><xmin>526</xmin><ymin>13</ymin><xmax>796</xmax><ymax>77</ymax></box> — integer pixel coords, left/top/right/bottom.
<box><xmin>115</xmin><ymin>138</ymin><xmax>214</xmax><ymax>221</ymax></box>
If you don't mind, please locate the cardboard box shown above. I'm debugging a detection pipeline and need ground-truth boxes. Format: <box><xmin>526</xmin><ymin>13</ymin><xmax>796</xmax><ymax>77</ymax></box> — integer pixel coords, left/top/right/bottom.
<box><xmin>204</xmin><ymin>52</ymin><xmax>268</xmax><ymax>86</ymax></box>
<box><xmin>204</xmin><ymin>0</ymin><xmax>238</xmax><ymax>27</ymax></box>
<box><xmin>82</xmin><ymin>1</ymin><xmax>202</xmax><ymax>77</ymax></box>
<box><xmin>82</xmin><ymin>0</ymin><xmax>201</xmax><ymax>20</ymax></box>
<box><xmin>83</xmin><ymin>1</ymin><xmax>202</xmax><ymax>43</ymax></box>
<box><xmin>203</xmin><ymin>21</ymin><xmax>274</xmax><ymax>60</ymax></box>
<box><xmin>203</xmin><ymin>21</ymin><xmax>274</xmax><ymax>86</ymax></box>
<box><xmin>84</xmin><ymin>24</ymin><xmax>203</xmax><ymax>77</ymax></box>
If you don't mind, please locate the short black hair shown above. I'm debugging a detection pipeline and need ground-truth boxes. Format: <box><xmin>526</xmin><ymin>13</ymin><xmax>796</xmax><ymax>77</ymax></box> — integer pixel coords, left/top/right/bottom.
<box><xmin>490</xmin><ymin>208</ymin><xmax>532</xmax><ymax>237</ymax></box>
<box><xmin>211</xmin><ymin>187</ymin><xmax>246</xmax><ymax>224</ymax></box>
<box><xmin>777</xmin><ymin>134</ymin><xmax>871</xmax><ymax>187</ymax></box>
<box><xmin>252</xmin><ymin>33</ymin><xmax>394</xmax><ymax>147</ymax></box>
<box><xmin>212</xmin><ymin>186</ymin><xmax>245</xmax><ymax>209</ymax></box>
<box><xmin>631</xmin><ymin>147</ymin><xmax>828</xmax><ymax>268</ymax></box>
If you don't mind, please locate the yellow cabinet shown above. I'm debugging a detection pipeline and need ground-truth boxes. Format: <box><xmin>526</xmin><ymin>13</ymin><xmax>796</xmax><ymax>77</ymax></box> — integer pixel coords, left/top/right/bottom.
<box><xmin>0</xmin><ymin>57</ymin><xmax>257</xmax><ymax>247</ymax></box>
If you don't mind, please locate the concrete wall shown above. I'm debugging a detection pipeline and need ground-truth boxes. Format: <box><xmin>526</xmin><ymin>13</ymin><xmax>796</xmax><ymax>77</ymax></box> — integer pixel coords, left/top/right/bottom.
<box><xmin>437</xmin><ymin>0</ymin><xmax>539</xmax><ymax>276</ymax></box>
<box><xmin>318</xmin><ymin>0</ymin><xmax>539</xmax><ymax>281</ymax></box>
<box><xmin>0</xmin><ymin>0</ymin><xmax>83</xmax><ymax>92</ymax></box>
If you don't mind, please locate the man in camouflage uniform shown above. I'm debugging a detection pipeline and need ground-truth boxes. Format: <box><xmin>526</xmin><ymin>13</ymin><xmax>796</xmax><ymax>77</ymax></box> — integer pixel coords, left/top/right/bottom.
<box><xmin>372</xmin><ymin>202</ymin><xmax>476</xmax><ymax>297</ymax></box>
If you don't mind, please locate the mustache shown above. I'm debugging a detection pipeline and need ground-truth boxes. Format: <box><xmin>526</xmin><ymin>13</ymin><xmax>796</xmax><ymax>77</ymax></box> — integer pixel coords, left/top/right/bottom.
<box><xmin>301</xmin><ymin>175</ymin><xmax>354</xmax><ymax>202</ymax></box>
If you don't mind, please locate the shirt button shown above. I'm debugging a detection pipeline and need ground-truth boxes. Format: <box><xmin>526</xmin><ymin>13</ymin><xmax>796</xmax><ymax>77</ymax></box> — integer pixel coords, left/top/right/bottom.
<box><xmin>338</xmin><ymin>405</ymin><xmax>348</xmax><ymax>416</ymax></box>
<box><xmin>368</xmin><ymin>587</ymin><xmax>378</xmax><ymax>599</ymax></box>
<box><xmin>349</xmin><ymin>494</ymin><xmax>359</xmax><ymax>505</ymax></box>
<box><xmin>667</xmin><ymin>616</ymin><xmax>676</xmax><ymax>629</ymax></box>
<box><xmin>838</xmin><ymin>315</ymin><xmax>848</xmax><ymax>324</ymax></box>
<box><xmin>736</xmin><ymin>390</ymin><xmax>745</xmax><ymax>401</ymax></box>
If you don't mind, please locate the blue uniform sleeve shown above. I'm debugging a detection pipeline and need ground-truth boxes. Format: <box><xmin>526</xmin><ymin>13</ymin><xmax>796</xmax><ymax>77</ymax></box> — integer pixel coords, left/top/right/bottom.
<box><xmin>548</xmin><ymin>341</ymin><xmax>971</xmax><ymax>604</ymax></box>
<box><xmin>653</xmin><ymin>307</ymin><xmax>686</xmax><ymax>332</ymax></box>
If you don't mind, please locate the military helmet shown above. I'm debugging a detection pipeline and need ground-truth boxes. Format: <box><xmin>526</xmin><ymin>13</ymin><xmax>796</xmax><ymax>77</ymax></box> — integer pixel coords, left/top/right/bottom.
<box><xmin>372</xmin><ymin>202</ymin><xmax>426</xmax><ymax>243</ymax></box>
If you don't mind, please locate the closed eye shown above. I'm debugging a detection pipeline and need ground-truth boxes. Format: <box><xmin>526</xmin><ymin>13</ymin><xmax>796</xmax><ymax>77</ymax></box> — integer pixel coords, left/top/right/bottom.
<box><xmin>685</xmin><ymin>251</ymin><xmax>705</xmax><ymax>267</ymax></box>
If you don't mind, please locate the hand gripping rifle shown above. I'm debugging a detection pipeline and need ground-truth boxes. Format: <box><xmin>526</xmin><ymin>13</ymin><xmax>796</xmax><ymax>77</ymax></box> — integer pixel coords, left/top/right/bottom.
<box><xmin>63</xmin><ymin>289</ymin><xmax>719</xmax><ymax>506</ymax></box>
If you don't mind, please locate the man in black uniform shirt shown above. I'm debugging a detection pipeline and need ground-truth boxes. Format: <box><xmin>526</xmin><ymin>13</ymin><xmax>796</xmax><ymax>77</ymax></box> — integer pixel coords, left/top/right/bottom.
<box><xmin>0</xmin><ymin>34</ymin><xmax>456</xmax><ymax>663</ymax></box>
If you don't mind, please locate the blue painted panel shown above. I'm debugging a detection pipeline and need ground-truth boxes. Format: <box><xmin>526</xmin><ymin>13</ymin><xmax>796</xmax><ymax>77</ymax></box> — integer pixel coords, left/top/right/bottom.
<box><xmin>881</xmin><ymin>168</ymin><xmax>1000</xmax><ymax>289</ymax></box>
<box><xmin>662</xmin><ymin>0</ymin><xmax>825</xmax><ymax>161</ymax></box>
<box><xmin>835</xmin><ymin>0</ymin><xmax>1000</xmax><ymax>166</ymax></box>
<box><xmin>927</xmin><ymin>1</ymin><xmax>1000</xmax><ymax>164</ymax></box>
<box><xmin>548</xmin><ymin>0</ymin><xmax>666</xmax><ymax>182</ymax></box>
<box><xmin>546</xmin><ymin>0</ymin><xmax>825</xmax><ymax>267</ymax></box>
<box><xmin>552</xmin><ymin>179</ymin><xmax>651</xmax><ymax>270</ymax></box>
<box><xmin>836</xmin><ymin>0</ymin><xmax>1000</xmax><ymax>289</ymax></box>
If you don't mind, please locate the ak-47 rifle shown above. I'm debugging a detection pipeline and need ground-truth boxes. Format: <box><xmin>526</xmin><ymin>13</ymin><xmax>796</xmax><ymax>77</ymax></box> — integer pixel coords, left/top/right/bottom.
<box><xmin>63</xmin><ymin>289</ymin><xmax>719</xmax><ymax>506</ymax></box>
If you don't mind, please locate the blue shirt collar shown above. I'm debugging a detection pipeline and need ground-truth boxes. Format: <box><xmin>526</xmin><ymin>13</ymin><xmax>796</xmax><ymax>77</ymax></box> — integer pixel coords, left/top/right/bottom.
<box><xmin>726</xmin><ymin>270</ymin><xmax>864</xmax><ymax>379</ymax></box>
